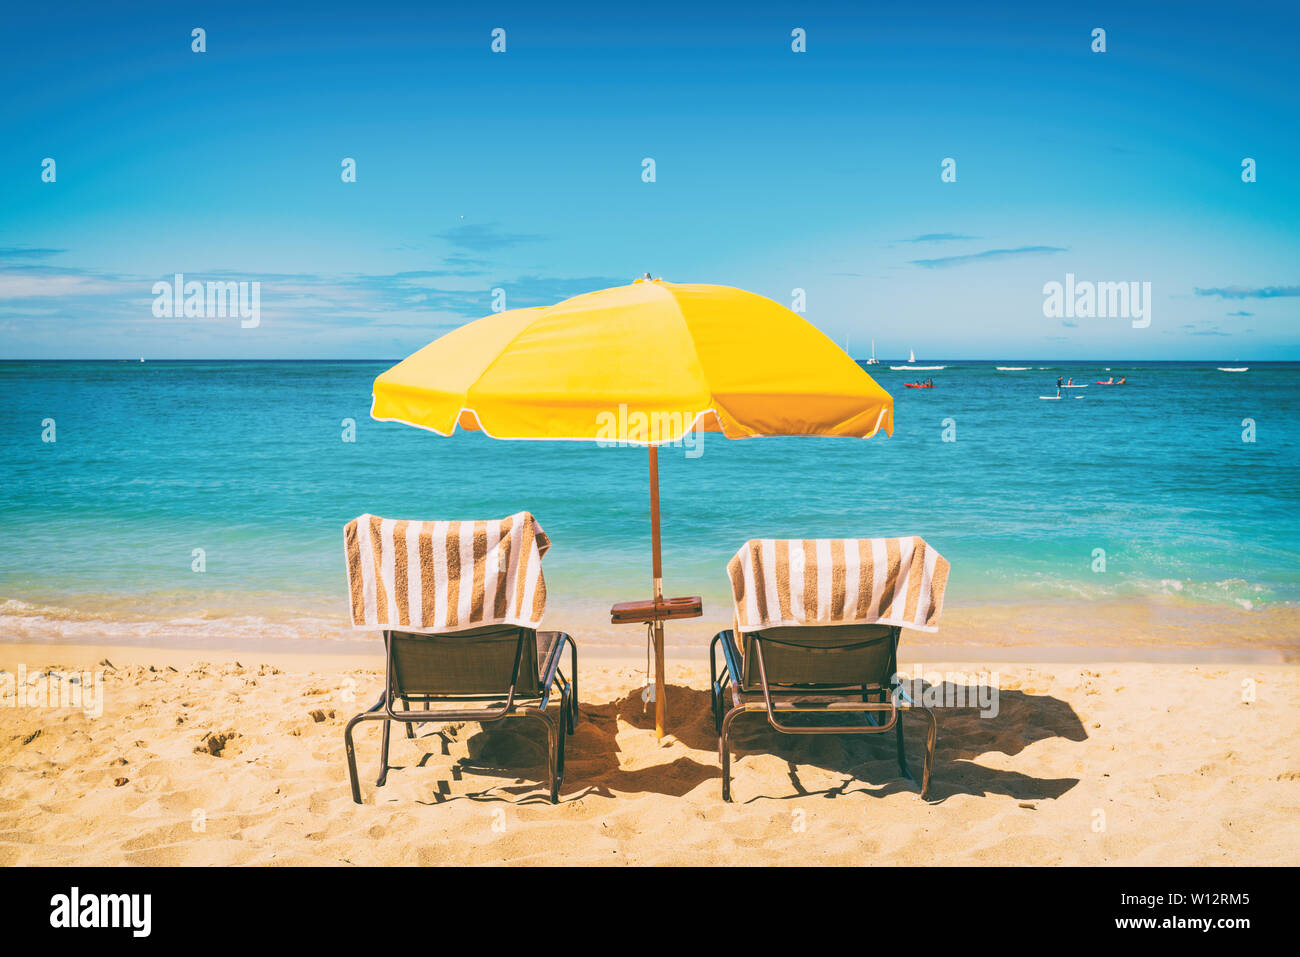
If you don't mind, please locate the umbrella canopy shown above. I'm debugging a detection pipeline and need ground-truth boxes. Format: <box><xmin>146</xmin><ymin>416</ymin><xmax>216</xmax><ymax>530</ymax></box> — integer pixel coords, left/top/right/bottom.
<box><xmin>372</xmin><ymin>278</ymin><xmax>893</xmax><ymax>441</ymax></box>
<box><xmin>370</xmin><ymin>277</ymin><xmax>894</xmax><ymax>737</ymax></box>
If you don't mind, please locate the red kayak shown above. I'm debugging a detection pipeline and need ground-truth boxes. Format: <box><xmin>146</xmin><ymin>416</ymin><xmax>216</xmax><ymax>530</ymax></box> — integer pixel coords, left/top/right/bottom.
<box><xmin>1096</xmin><ymin>378</ymin><xmax>1126</xmax><ymax>385</ymax></box>
<box><xmin>904</xmin><ymin>383</ymin><xmax>934</xmax><ymax>389</ymax></box>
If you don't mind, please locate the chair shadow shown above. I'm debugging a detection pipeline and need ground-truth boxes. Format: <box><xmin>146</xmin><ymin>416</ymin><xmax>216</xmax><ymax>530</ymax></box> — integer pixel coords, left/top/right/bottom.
<box><xmin>720</xmin><ymin>680</ymin><xmax>1087</xmax><ymax>803</ymax></box>
<box><xmin>380</xmin><ymin>679</ymin><xmax>1087</xmax><ymax>805</ymax></box>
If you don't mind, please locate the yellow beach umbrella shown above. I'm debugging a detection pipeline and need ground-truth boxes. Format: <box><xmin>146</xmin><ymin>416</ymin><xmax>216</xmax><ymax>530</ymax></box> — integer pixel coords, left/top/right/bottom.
<box><xmin>372</xmin><ymin>277</ymin><xmax>893</xmax><ymax>734</ymax></box>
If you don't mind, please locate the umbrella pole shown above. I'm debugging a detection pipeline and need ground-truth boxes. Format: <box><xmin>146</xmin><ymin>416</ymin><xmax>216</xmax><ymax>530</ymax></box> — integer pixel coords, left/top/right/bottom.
<box><xmin>648</xmin><ymin>445</ymin><xmax>667</xmax><ymax>738</ymax></box>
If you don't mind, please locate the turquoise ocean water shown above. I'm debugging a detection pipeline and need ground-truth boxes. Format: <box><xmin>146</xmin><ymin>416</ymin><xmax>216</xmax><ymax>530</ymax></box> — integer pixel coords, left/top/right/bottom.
<box><xmin>1</xmin><ymin>360</ymin><xmax>1296</xmax><ymax>647</ymax></box>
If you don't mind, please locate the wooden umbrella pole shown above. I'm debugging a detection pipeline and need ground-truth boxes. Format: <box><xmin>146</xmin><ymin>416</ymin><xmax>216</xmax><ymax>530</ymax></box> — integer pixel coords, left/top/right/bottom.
<box><xmin>648</xmin><ymin>445</ymin><xmax>667</xmax><ymax>737</ymax></box>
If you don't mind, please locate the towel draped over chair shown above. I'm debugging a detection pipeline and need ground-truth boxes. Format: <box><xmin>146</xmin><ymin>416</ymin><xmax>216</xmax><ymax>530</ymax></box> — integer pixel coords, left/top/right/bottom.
<box><xmin>344</xmin><ymin>511</ymin><xmax>550</xmax><ymax>633</ymax></box>
<box><xmin>727</xmin><ymin>536</ymin><xmax>949</xmax><ymax>634</ymax></box>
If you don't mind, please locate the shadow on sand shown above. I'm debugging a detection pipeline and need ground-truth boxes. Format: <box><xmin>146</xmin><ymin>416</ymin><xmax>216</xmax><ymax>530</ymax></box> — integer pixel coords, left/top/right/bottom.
<box><xmin>374</xmin><ymin>679</ymin><xmax>1086</xmax><ymax>805</ymax></box>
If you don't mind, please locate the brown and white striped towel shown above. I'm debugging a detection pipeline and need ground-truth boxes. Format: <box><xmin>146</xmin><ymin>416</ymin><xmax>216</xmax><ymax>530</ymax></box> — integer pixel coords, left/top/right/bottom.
<box><xmin>344</xmin><ymin>512</ymin><xmax>550</xmax><ymax>633</ymax></box>
<box><xmin>728</xmin><ymin>537</ymin><xmax>949</xmax><ymax>633</ymax></box>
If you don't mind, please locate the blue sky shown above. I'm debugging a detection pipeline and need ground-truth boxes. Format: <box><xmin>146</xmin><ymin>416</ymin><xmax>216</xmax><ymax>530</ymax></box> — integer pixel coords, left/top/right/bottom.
<box><xmin>1</xmin><ymin>0</ymin><xmax>1297</xmax><ymax>359</ymax></box>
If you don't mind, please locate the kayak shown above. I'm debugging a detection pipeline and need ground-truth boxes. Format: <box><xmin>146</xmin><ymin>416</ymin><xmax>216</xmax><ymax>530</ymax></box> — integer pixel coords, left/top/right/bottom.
<box><xmin>904</xmin><ymin>383</ymin><xmax>934</xmax><ymax>389</ymax></box>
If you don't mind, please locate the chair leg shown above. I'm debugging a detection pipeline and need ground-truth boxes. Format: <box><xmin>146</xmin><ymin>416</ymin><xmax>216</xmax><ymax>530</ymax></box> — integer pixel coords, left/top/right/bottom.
<box><xmin>919</xmin><ymin>706</ymin><xmax>938</xmax><ymax>800</ymax></box>
<box><xmin>344</xmin><ymin>691</ymin><xmax>387</xmax><ymax>804</ymax></box>
<box><xmin>376</xmin><ymin>715</ymin><xmax>393</xmax><ymax>787</ymax></box>
<box><xmin>720</xmin><ymin>707</ymin><xmax>744</xmax><ymax>802</ymax></box>
<box><xmin>895</xmin><ymin>710</ymin><xmax>912</xmax><ymax>781</ymax></box>
<box><xmin>554</xmin><ymin>709</ymin><xmax>567</xmax><ymax>801</ymax></box>
<box><xmin>403</xmin><ymin>698</ymin><xmax>415</xmax><ymax>738</ymax></box>
<box><xmin>344</xmin><ymin>714</ymin><xmax>367</xmax><ymax>804</ymax></box>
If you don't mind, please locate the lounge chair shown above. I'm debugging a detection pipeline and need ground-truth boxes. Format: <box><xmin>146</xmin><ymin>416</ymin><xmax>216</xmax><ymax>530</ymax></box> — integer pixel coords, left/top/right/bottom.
<box><xmin>344</xmin><ymin>624</ymin><xmax>577</xmax><ymax>803</ymax></box>
<box><xmin>710</xmin><ymin>536</ymin><xmax>950</xmax><ymax>801</ymax></box>
<box><xmin>340</xmin><ymin>511</ymin><xmax>578</xmax><ymax>804</ymax></box>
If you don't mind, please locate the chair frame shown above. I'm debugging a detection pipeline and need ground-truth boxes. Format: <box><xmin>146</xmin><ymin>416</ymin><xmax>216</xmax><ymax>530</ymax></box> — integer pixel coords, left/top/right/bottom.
<box><xmin>344</xmin><ymin>628</ymin><xmax>578</xmax><ymax>804</ymax></box>
<box><xmin>709</xmin><ymin>627</ymin><xmax>936</xmax><ymax>801</ymax></box>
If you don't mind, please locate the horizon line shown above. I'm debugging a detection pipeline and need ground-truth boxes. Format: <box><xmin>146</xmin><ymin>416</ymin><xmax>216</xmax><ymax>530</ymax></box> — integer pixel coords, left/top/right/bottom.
<box><xmin>0</xmin><ymin>357</ymin><xmax>1289</xmax><ymax>364</ymax></box>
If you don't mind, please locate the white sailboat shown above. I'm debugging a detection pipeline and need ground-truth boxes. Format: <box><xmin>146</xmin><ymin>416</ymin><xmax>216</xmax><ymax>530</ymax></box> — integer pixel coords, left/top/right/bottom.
<box><xmin>865</xmin><ymin>340</ymin><xmax>879</xmax><ymax>365</ymax></box>
<box><xmin>891</xmin><ymin>346</ymin><xmax>945</xmax><ymax>371</ymax></box>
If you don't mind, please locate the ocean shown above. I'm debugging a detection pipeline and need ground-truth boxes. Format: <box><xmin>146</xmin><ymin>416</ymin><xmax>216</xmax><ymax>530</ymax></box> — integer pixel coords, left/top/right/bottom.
<box><xmin>1</xmin><ymin>360</ymin><xmax>1297</xmax><ymax>649</ymax></box>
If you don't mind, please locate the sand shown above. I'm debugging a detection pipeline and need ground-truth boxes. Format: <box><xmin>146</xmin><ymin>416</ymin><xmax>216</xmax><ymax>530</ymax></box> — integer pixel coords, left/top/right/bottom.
<box><xmin>1</xmin><ymin>642</ymin><xmax>1297</xmax><ymax>866</ymax></box>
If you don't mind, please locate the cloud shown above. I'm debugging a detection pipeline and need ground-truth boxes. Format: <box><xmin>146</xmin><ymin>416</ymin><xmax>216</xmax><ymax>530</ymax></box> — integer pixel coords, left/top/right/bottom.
<box><xmin>1226</xmin><ymin>310</ymin><xmax>1254</xmax><ymax>317</ymax></box>
<box><xmin>0</xmin><ymin>247</ymin><xmax>66</xmax><ymax>259</ymax></box>
<box><xmin>909</xmin><ymin>245</ymin><xmax>1067</xmax><ymax>268</ymax></box>
<box><xmin>1194</xmin><ymin>285</ymin><xmax>1300</xmax><ymax>299</ymax></box>
<box><xmin>436</xmin><ymin>222</ymin><xmax>545</xmax><ymax>252</ymax></box>
<box><xmin>0</xmin><ymin>260</ymin><xmax>627</xmax><ymax>339</ymax></box>
<box><xmin>899</xmin><ymin>233</ymin><xmax>978</xmax><ymax>243</ymax></box>
<box><xmin>0</xmin><ymin>267</ymin><xmax>123</xmax><ymax>298</ymax></box>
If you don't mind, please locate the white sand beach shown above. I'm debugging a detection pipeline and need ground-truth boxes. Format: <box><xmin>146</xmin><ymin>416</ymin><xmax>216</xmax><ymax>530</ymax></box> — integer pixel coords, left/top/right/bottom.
<box><xmin>2</xmin><ymin>642</ymin><xmax>1296</xmax><ymax>866</ymax></box>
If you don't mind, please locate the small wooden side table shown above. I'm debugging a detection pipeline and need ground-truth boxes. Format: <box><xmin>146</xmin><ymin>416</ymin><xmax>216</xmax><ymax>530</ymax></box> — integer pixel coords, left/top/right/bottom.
<box><xmin>610</xmin><ymin>596</ymin><xmax>703</xmax><ymax>736</ymax></box>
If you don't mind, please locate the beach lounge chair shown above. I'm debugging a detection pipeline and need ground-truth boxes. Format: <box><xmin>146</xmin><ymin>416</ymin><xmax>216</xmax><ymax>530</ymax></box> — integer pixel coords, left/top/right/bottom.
<box><xmin>341</xmin><ymin>512</ymin><xmax>578</xmax><ymax>804</ymax></box>
<box><xmin>710</xmin><ymin>537</ymin><xmax>949</xmax><ymax>801</ymax></box>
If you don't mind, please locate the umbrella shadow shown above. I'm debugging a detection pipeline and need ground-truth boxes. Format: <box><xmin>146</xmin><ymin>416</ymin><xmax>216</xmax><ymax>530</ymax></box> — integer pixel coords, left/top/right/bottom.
<box><xmin>391</xmin><ymin>686</ymin><xmax>720</xmax><ymax>802</ymax></box>
<box><xmin>385</xmin><ymin>680</ymin><xmax>1086</xmax><ymax>805</ymax></box>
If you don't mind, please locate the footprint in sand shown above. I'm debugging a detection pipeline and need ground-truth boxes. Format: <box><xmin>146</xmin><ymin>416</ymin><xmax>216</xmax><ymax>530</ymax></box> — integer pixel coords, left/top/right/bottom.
<box><xmin>194</xmin><ymin>731</ymin><xmax>242</xmax><ymax>757</ymax></box>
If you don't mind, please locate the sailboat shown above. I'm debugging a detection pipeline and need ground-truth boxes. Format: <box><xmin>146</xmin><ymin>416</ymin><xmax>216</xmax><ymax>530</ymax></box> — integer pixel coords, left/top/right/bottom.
<box><xmin>891</xmin><ymin>347</ymin><xmax>945</xmax><ymax>371</ymax></box>
<box><xmin>865</xmin><ymin>340</ymin><xmax>879</xmax><ymax>365</ymax></box>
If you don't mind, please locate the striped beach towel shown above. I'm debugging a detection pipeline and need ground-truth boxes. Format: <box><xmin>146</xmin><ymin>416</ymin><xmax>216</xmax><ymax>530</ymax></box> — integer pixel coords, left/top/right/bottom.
<box><xmin>728</xmin><ymin>537</ymin><xmax>949</xmax><ymax>633</ymax></box>
<box><xmin>344</xmin><ymin>512</ymin><xmax>550</xmax><ymax>633</ymax></box>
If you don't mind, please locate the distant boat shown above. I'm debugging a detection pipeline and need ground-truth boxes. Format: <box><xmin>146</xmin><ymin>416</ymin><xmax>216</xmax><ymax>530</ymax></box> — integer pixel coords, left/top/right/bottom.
<box><xmin>996</xmin><ymin>366</ymin><xmax>1030</xmax><ymax>371</ymax></box>
<box><xmin>1218</xmin><ymin>367</ymin><xmax>1249</xmax><ymax>372</ymax></box>
<box><xmin>865</xmin><ymin>340</ymin><xmax>879</xmax><ymax>365</ymax></box>
<box><xmin>890</xmin><ymin>348</ymin><xmax>945</xmax><ymax>371</ymax></box>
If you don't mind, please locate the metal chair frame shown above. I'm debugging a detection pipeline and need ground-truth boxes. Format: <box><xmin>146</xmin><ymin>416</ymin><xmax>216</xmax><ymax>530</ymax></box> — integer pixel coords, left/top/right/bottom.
<box><xmin>344</xmin><ymin>629</ymin><xmax>578</xmax><ymax>804</ymax></box>
<box><xmin>709</xmin><ymin>627</ymin><xmax>936</xmax><ymax>801</ymax></box>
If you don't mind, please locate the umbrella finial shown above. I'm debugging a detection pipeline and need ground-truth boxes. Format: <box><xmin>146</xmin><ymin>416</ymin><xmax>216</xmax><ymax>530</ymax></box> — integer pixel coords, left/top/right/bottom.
<box><xmin>643</xmin><ymin>272</ymin><xmax>652</xmax><ymax>280</ymax></box>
